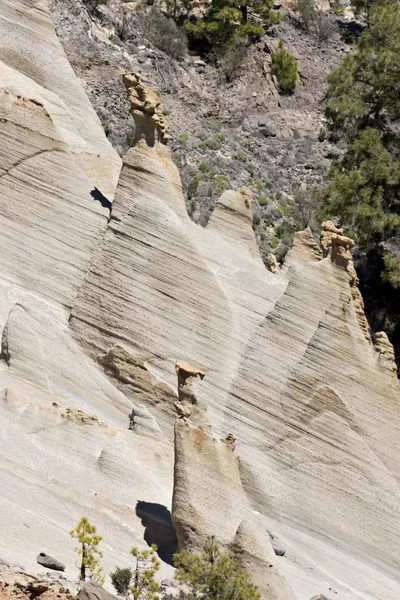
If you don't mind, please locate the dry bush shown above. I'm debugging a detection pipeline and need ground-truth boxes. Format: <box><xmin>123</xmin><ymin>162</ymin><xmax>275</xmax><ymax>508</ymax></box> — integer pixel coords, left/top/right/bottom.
<box><xmin>291</xmin><ymin>0</ymin><xmax>338</xmax><ymax>42</ymax></box>
<box><xmin>313</xmin><ymin>12</ymin><xmax>338</xmax><ymax>42</ymax></box>
<box><xmin>112</xmin><ymin>10</ymin><xmax>135</xmax><ymax>41</ymax></box>
<box><xmin>136</xmin><ymin>7</ymin><xmax>187</xmax><ymax>58</ymax></box>
<box><xmin>218</xmin><ymin>37</ymin><xmax>248</xmax><ymax>82</ymax></box>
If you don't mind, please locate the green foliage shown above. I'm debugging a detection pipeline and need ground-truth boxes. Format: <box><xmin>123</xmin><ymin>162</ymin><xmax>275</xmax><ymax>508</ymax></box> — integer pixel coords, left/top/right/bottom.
<box><xmin>70</xmin><ymin>517</ymin><xmax>104</xmax><ymax>584</ymax></box>
<box><xmin>212</xmin><ymin>174</ymin><xmax>229</xmax><ymax>195</ymax></box>
<box><xmin>349</xmin><ymin>0</ymin><xmax>393</xmax><ymax>18</ymax></box>
<box><xmin>271</xmin><ymin>42</ymin><xmax>298</xmax><ymax>94</ymax></box>
<box><xmin>177</xmin><ymin>133</ymin><xmax>189</xmax><ymax>144</ymax></box>
<box><xmin>269</xmin><ymin>236</ymin><xmax>281</xmax><ymax>245</ymax></box>
<box><xmin>185</xmin><ymin>0</ymin><xmax>279</xmax><ymax>56</ymax></box>
<box><xmin>275</xmin><ymin>220</ymin><xmax>296</xmax><ymax>246</ymax></box>
<box><xmin>173</xmin><ymin>537</ymin><xmax>261</xmax><ymax>600</ymax></box>
<box><xmin>199</xmin><ymin>161</ymin><xmax>213</xmax><ymax>173</ymax></box>
<box><xmin>292</xmin><ymin>0</ymin><xmax>316</xmax><ymax>32</ymax></box>
<box><xmin>173</xmin><ymin>152</ymin><xmax>184</xmax><ymax>168</ymax></box>
<box><xmin>257</xmin><ymin>195</ymin><xmax>269</xmax><ymax>206</ymax></box>
<box><xmin>318</xmin><ymin>127</ymin><xmax>326</xmax><ymax>142</ymax></box>
<box><xmin>130</xmin><ymin>545</ymin><xmax>160</xmax><ymax>600</ymax></box>
<box><xmin>237</xmin><ymin>149</ymin><xmax>248</xmax><ymax>161</ymax></box>
<box><xmin>382</xmin><ymin>253</ymin><xmax>400</xmax><ymax>288</ymax></box>
<box><xmin>199</xmin><ymin>133</ymin><xmax>225</xmax><ymax>150</ymax></box>
<box><xmin>318</xmin><ymin>3</ymin><xmax>400</xmax><ymax>285</ymax></box>
<box><xmin>102</xmin><ymin>122</ymin><xmax>111</xmax><ymax>137</ymax></box>
<box><xmin>111</xmin><ymin>567</ymin><xmax>133</xmax><ymax>596</ymax></box>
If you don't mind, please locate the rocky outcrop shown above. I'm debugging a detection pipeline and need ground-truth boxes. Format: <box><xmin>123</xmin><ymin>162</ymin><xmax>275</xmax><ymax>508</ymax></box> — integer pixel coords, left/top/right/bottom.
<box><xmin>0</xmin><ymin>564</ymin><xmax>73</xmax><ymax>600</ymax></box>
<box><xmin>122</xmin><ymin>72</ymin><xmax>169</xmax><ymax>146</ymax></box>
<box><xmin>174</xmin><ymin>360</ymin><xmax>209</xmax><ymax>429</ymax></box>
<box><xmin>320</xmin><ymin>220</ymin><xmax>371</xmax><ymax>341</ymax></box>
<box><xmin>171</xmin><ymin>387</ymin><xmax>296</xmax><ymax>599</ymax></box>
<box><xmin>234</xmin><ymin>520</ymin><xmax>296</xmax><ymax>600</ymax></box>
<box><xmin>374</xmin><ymin>331</ymin><xmax>398</xmax><ymax>375</ymax></box>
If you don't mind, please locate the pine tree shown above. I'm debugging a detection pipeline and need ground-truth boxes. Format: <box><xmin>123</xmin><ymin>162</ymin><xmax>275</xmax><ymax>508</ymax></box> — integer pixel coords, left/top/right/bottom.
<box><xmin>130</xmin><ymin>545</ymin><xmax>161</xmax><ymax>600</ymax></box>
<box><xmin>172</xmin><ymin>537</ymin><xmax>261</xmax><ymax>600</ymax></box>
<box><xmin>317</xmin><ymin>2</ymin><xmax>400</xmax><ymax>287</ymax></box>
<box><xmin>70</xmin><ymin>517</ymin><xmax>104</xmax><ymax>584</ymax></box>
<box><xmin>185</xmin><ymin>0</ymin><xmax>279</xmax><ymax>55</ymax></box>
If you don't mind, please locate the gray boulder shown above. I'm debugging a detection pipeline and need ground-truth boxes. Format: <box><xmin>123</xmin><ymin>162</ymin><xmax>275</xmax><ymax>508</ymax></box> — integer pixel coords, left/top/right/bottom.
<box><xmin>258</xmin><ymin>119</ymin><xmax>277</xmax><ymax>137</ymax></box>
<box><xmin>272</xmin><ymin>543</ymin><xmax>286</xmax><ymax>556</ymax></box>
<box><xmin>36</xmin><ymin>553</ymin><xmax>65</xmax><ymax>572</ymax></box>
<box><xmin>77</xmin><ymin>582</ymin><xmax>118</xmax><ymax>600</ymax></box>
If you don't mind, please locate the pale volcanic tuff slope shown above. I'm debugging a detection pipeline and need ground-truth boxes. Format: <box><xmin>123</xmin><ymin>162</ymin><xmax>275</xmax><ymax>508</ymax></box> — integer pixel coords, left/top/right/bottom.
<box><xmin>0</xmin><ymin>2</ymin><xmax>399</xmax><ymax>600</ymax></box>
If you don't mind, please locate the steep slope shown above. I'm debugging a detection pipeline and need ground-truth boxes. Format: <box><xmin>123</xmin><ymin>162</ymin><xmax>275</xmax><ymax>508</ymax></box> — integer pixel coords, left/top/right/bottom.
<box><xmin>0</xmin><ymin>3</ymin><xmax>399</xmax><ymax>600</ymax></box>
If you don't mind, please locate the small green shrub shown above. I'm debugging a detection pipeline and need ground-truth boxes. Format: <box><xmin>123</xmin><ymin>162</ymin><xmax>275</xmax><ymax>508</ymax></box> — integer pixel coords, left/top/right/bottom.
<box><xmin>276</xmin><ymin>220</ymin><xmax>296</xmax><ymax>246</ymax></box>
<box><xmin>102</xmin><ymin>122</ymin><xmax>111</xmax><ymax>137</ymax></box>
<box><xmin>177</xmin><ymin>133</ymin><xmax>189</xmax><ymax>144</ymax></box>
<box><xmin>271</xmin><ymin>42</ymin><xmax>298</xmax><ymax>94</ymax></box>
<box><xmin>199</xmin><ymin>134</ymin><xmax>224</xmax><ymax>150</ymax></box>
<box><xmin>269</xmin><ymin>236</ymin><xmax>280</xmax><ymax>248</ymax></box>
<box><xmin>173</xmin><ymin>153</ymin><xmax>184</xmax><ymax>168</ymax></box>
<box><xmin>213</xmin><ymin>175</ymin><xmax>229</xmax><ymax>195</ymax></box>
<box><xmin>257</xmin><ymin>195</ymin><xmax>269</xmax><ymax>206</ymax></box>
<box><xmin>237</xmin><ymin>150</ymin><xmax>248</xmax><ymax>161</ymax></box>
<box><xmin>111</xmin><ymin>567</ymin><xmax>132</xmax><ymax>595</ymax></box>
<box><xmin>199</xmin><ymin>161</ymin><xmax>213</xmax><ymax>173</ymax></box>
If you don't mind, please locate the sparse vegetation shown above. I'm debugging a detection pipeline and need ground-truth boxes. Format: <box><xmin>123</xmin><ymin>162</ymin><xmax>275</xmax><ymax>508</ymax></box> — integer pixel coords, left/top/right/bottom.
<box><xmin>292</xmin><ymin>0</ymin><xmax>337</xmax><ymax>41</ymax></box>
<box><xmin>317</xmin><ymin>2</ymin><xmax>400</xmax><ymax>287</ymax></box>
<box><xmin>212</xmin><ymin>174</ymin><xmax>229</xmax><ymax>195</ymax></box>
<box><xmin>199</xmin><ymin>132</ymin><xmax>225</xmax><ymax>150</ymax></box>
<box><xmin>70</xmin><ymin>517</ymin><xmax>104</xmax><ymax>584</ymax></box>
<box><xmin>177</xmin><ymin>133</ymin><xmax>189</xmax><ymax>144</ymax></box>
<box><xmin>130</xmin><ymin>545</ymin><xmax>160</xmax><ymax>600</ymax></box>
<box><xmin>112</xmin><ymin>10</ymin><xmax>135</xmax><ymax>41</ymax></box>
<box><xmin>271</xmin><ymin>42</ymin><xmax>298</xmax><ymax>94</ymax></box>
<box><xmin>218</xmin><ymin>37</ymin><xmax>249</xmax><ymax>82</ymax></box>
<box><xmin>185</xmin><ymin>0</ymin><xmax>280</xmax><ymax>56</ymax></box>
<box><xmin>172</xmin><ymin>537</ymin><xmax>260</xmax><ymax>600</ymax></box>
<box><xmin>137</xmin><ymin>7</ymin><xmax>187</xmax><ymax>58</ymax></box>
<box><xmin>111</xmin><ymin>567</ymin><xmax>133</xmax><ymax>596</ymax></box>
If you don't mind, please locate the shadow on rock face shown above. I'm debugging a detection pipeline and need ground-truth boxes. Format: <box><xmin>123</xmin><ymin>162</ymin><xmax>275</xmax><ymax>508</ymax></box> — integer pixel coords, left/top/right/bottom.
<box><xmin>90</xmin><ymin>188</ymin><xmax>112</xmax><ymax>210</ymax></box>
<box><xmin>135</xmin><ymin>501</ymin><xmax>178</xmax><ymax>565</ymax></box>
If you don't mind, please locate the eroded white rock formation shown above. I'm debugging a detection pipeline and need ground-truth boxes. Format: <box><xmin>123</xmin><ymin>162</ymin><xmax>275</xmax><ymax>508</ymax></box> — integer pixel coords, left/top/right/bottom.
<box><xmin>0</xmin><ymin>3</ymin><xmax>399</xmax><ymax>600</ymax></box>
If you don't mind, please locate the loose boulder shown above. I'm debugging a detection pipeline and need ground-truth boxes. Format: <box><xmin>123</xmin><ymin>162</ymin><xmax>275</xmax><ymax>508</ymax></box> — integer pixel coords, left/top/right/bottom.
<box><xmin>36</xmin><ymin>553</ymin><xmax>65</xmax><ymax>572</ymax></box>
<box><xmin>76</xmin><ymin>582</ymin><xmax>118</xmax><ymax>600</ymax></box>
